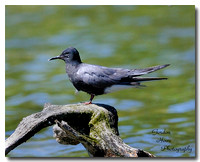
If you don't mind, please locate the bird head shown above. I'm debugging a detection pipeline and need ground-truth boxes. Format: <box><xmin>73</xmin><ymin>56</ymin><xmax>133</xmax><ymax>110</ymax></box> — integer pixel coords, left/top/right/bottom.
<box><xmin>48</xmin><ymin>47</ymin><xmax>82</xmax><ymax>63</ymax></box>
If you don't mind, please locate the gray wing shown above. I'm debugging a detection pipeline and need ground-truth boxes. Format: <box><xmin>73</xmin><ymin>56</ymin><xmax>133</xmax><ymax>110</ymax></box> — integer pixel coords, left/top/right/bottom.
<box><xmin>130</xmin><ymin>64</ymin><xmax>170</xmax><ymax>76</ymax></box>
<box><xmin>76</xmin><ymin>64</ymin><xmax>129</xmax><ymax>88</ymax></box>
<box><xmin>76</xmin><ymin>63</ymin><xmax>170</xmax><ymax>87</ymax></box>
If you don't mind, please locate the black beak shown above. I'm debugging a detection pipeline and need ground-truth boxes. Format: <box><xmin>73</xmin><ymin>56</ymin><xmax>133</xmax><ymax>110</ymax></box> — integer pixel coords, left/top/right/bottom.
<box><xmin>48</xmin><ymin>55</ymin><xmax>61</xmax><ymax>61</ymax></box>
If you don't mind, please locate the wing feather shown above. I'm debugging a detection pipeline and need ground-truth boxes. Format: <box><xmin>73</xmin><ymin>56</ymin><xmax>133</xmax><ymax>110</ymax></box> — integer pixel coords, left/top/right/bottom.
<box><xmin>76</xmin><ymin>63</ymin><xmax>169</xmax><ymax>88</ymax></box>
<box><xmin>76</xmin><ymin>64</ymin><xmax>124</xmax><ymax>88</ymax></box>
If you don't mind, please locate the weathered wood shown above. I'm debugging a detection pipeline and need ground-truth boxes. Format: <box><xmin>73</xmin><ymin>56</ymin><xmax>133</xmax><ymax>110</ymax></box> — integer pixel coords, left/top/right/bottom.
<box><xmin>5</xmin><ymin>103</ymin><xmax>154</xmax><ymax>157</ymax></box>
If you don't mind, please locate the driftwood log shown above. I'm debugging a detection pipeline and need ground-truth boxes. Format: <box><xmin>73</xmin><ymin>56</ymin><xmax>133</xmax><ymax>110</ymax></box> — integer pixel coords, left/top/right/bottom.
<box><xmin>5</xmin><ymin>103</ymin><xmax>154</xmax><ymax>157</ymax></box>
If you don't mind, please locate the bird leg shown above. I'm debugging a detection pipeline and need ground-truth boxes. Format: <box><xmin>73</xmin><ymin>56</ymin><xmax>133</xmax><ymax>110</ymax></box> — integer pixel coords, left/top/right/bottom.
<box><xmin>84</xmin><ymin>94</ymin><xmax>94</xmax><ymax>105</ymax></box>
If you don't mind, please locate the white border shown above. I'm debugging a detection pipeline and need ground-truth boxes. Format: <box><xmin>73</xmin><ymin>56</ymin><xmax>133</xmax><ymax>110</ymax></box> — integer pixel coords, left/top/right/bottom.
<box><xmin>1</xmin><ymin>1</ymin><xmax>199</xmax><ymax>162</ymax></box>
<box><xmin>2</xmin><ymin>0</ymin><xmax>199</xmax><ymax>5</ymax></box>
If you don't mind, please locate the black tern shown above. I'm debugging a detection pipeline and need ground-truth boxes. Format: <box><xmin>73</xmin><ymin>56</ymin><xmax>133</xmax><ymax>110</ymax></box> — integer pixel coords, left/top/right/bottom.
<box><xmin>49</xmin><ymin>47</ymin><xmax>169</xmax><ymax>104</ymax></box>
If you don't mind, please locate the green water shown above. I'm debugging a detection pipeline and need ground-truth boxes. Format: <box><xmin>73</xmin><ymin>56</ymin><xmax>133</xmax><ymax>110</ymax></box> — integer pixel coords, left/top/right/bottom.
<box><xmin>5</xmin><ymin>5</ymin><xmax>195</xmax><ymax>157</ymax></box>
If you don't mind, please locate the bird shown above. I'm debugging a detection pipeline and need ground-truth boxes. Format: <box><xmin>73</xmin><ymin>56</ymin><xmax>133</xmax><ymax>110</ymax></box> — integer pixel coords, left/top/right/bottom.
<box><xmin>49</xmin><ymin>47</ymin><xmax>170</xmax><ymax>104</ymax></box>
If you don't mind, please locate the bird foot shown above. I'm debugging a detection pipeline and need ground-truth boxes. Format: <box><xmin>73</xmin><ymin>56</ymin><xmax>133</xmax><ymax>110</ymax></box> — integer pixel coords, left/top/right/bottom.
<box><xmin>84</xmin><ymin>101</ymin><xmax>92</xmax><ymax>105</ymax></box>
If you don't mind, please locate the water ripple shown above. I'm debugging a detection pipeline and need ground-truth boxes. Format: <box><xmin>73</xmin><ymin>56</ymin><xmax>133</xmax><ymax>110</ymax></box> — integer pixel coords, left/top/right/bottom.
<box><xmin>168</xmin><ymin>99</ymin><xmax>195</xmax><ymax>113</ymax></box>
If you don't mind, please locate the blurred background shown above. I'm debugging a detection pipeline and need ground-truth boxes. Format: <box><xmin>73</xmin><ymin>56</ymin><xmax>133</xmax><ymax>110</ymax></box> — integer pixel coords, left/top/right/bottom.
<box><xmin>5</xmin><ymin>5</ymin><xmax>195</xmax><ymax>157</ymax></box>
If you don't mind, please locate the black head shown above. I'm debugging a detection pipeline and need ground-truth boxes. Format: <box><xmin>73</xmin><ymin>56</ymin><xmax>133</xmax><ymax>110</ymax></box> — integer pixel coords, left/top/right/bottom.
<box><xmin>49</xmin><ymin>47</ymin><xmax>82</xmax><ymax>63</ymax></box>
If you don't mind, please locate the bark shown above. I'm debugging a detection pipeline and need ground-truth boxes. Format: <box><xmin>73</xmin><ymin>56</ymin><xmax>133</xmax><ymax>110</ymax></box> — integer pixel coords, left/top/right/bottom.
<box><xmin>5</xmin><ymin>103</ymin><xmax>154</xmax><ymax>157</ymax></box>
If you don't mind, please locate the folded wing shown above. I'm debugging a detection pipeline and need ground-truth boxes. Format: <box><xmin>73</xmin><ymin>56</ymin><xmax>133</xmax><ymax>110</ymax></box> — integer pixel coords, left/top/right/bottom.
<box><xmin>76</xmin><ymin>63</ymin><xmax>169</xmax><ymax>88</ymax></box>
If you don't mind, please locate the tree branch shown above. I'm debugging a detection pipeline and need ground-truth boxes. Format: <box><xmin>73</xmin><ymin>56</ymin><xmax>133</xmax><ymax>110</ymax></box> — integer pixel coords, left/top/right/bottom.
<box><xmin>5</xmin><ymin>103</ymin><xmax>154</xmax><ymax>157</ymax></box>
